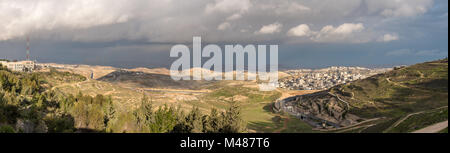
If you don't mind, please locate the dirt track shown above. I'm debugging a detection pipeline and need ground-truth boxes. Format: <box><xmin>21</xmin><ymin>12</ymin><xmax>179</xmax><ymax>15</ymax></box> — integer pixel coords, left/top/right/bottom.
<box><xmin>276</xmin><ymin>89</ymin><xmax>320</xmax><ymax>100</ymax></box>
<box><xmin>412</xmin><ymin>120</ymin><xmax>448</xmax><ymax>133</ymax></box>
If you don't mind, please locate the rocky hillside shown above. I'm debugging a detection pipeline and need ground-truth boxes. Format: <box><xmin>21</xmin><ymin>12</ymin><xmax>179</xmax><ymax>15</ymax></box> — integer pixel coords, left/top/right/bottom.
<box><xmin>294</xmin><ymin>91</ymin><xmax>360</xmax><ymax>127</ymax></box>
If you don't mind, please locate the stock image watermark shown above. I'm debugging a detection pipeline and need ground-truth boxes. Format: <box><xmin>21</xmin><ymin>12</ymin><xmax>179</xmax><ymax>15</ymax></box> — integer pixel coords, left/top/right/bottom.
<box><xmin>169</xmin><ymin>37</ymin><xmax>279</xmax><ymax>91</ymax></box>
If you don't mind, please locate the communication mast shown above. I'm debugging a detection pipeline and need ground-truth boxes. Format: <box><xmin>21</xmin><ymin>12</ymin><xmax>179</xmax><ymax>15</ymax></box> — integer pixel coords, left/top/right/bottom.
<box><xmin>26</xmin><ymin>36</ymin><xmax>30</xmax><ymax>61</ymax></box>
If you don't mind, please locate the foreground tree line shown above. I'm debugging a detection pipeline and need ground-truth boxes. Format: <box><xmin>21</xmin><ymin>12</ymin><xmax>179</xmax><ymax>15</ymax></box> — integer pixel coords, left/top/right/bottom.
<box><xmin>0</xmin><ymin>65</ymin><xmax>246</xmax><ymax>133</ymax></box>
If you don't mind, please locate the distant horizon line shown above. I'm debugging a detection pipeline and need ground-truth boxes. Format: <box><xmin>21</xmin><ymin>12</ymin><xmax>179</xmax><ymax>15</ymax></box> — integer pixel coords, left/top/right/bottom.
<box><xmin>4</xmin><ymin>57</ymin><xmax>446</xmax><ymax>70</ymax></box>
<box><xmin>33</xmin><ymin>61</ymin><xmax>399</xmax><ymax>70</ymax></box>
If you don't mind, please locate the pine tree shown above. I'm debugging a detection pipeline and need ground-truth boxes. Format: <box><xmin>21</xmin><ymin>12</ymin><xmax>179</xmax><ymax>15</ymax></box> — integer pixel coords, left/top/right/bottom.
<box><xmin>103</xmin><ymin>95</ymin><xmax>115</xmax><ymax>127</ymax></box>
<box><xmin>185</xmin><ymin>107</ymin><xmax>204</xmax><ymax>133</ymax></box>
<box><xmin>134</xmin><ymin>93</ymin><xmax>153</xmax><ymax>132</ymax></box>
<box><xmin>221</xmin><ymin>101</ymin><xmax>247</xmax><ymax>133</ymax></box>
<box><xmin>149</xmin><ymin>105</ymin><xmax>177</xmax><ymax>133</ymax></box>
<box><xmin>204</xmin><ymin>108</ymin><xmax>222</xmax><ymax>133</ymax></box>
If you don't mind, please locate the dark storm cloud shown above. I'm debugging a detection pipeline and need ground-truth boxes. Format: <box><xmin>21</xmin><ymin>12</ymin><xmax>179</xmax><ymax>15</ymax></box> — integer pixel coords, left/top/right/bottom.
<box><xmin>0</xmin><ymin>0</ymin><xmax>447</xmax><ymax>68</ymax></box>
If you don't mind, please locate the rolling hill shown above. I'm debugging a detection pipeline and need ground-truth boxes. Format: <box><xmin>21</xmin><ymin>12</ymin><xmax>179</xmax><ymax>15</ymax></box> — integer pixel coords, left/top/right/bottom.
<box><xmin>280</xmin><ymin>58</ymin><xmax>448</xmax><ymax>132</ymax></box>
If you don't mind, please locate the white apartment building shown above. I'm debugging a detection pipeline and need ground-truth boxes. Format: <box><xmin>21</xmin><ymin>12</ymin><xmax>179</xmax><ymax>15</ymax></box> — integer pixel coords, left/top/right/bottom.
<box><xmin>0</xmin><ymin>60</ymin><xmax>36</xmax><ymax>72</ymax></box>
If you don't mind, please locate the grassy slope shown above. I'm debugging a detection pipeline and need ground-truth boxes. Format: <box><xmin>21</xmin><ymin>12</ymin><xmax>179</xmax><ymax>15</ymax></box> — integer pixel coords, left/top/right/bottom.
<box><xmin>38</xmin><ymin>71</ymin><xmax>141</xmax><ymax>112</ymax></box>
<box><xmin>41</xmin><ymin>71</ymin><xmax>315</xmax><ymax>133</ymax></box>
<box><xmin>330</xmin><ymin>59</ymin><xmax>448</xmax><ymax>132</ymax></box>
<box><xmin>199</xmin><ymin>81</ymin><xmax>316</xmax><ymax>133</ymax></box>
<box><xmin>387</xmin><ymin>107</ymin><xmax>448</xmax><ymax>133</ymax></box>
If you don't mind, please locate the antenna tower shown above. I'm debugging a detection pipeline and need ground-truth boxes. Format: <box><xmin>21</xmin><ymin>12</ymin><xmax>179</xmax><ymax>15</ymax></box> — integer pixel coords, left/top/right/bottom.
<box><xmin>26</xmin><ymin>36</ymin><xmax>30</xmax><ymax>60</ymax></box>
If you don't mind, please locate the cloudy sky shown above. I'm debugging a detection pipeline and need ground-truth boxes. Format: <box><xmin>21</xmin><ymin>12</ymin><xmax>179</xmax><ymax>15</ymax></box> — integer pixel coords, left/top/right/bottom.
<box><xmin>0</xmin><ymin>0</ymin><xmax>448</xmax><ymax>69</ymax></box>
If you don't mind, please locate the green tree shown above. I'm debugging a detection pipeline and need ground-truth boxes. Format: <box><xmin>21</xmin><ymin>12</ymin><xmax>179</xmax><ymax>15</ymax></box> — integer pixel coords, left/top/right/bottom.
<box><xmin>0</xmin><ymin>125</ymin><xmax>15</xmax><ymax>133</ymax></box>
<box><xmin>133</xmin><ymin>94</ymin><xmax>153</xmax><ymax>132</ymax></box>
<box><xmin>221</xmin><ymin>101</ymin><xmax>247</xmax><ymax>133</ymax></box>
<box><xmin>204</xmin><ymin>108</ymin><xmax>222</xmax><ymax>133</ymax></box>
<box><xmin>149</xmin><ymin>105</ymin><xmax>177</xmax><ymax>133</ymax></box>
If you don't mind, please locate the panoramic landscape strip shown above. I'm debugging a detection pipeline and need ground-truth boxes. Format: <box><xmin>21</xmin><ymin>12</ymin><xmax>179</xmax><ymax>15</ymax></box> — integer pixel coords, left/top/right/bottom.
<box><xmin>0</xmin><ymin>0</ymin><xmax>448</xmax><ymax>152</ymax></box>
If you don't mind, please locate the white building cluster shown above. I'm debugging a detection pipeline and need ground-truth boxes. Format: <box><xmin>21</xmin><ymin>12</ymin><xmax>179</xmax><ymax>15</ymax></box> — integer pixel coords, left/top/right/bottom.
<box><xmin>279</xmin><ymin>66</ymin><xmax>391</xmax><ymax>90</ymax></box>
<box><xmin>0</xmin><ymin>60</ymin><xmax>36</xmax><ymax>72</ymax></box>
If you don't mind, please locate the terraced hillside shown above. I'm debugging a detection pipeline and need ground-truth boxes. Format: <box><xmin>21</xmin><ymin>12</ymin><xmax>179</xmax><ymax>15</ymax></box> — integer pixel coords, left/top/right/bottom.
<box><xmin>284</xmin><ymin>59</ymin><xmax>448</xmax><ymax>132</ymax></box>
<box><xmin>336</xmin><ymin>59</ymin><xmax>448</xmax><ymax>118</ymax></box>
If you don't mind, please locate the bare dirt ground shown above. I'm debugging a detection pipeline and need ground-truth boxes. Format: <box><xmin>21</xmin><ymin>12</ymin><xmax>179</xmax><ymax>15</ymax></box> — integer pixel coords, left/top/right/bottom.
<box><xmin>277</xmin><ymin>89</ymin><xmax>321</xmax><ymax>100</ymax></box>
<box><xmin>412</xmin><ymin>120</ymin><xmax>448</xmax><ymax>133</ymax></box>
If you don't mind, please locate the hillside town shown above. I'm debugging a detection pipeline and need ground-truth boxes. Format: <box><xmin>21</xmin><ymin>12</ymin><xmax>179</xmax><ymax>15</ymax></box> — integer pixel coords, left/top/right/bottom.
<box><xmin>279</xmin><ymin>66</ymin><xmax>392</xmax><ymax>90</ymax></box>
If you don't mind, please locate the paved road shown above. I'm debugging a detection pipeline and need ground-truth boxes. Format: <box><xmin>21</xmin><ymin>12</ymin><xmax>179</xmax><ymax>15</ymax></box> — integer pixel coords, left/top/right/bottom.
<box><xmin>412</xmin><ymin>120</ymin><xmax>448</xmax><ymax>133</ymax></box>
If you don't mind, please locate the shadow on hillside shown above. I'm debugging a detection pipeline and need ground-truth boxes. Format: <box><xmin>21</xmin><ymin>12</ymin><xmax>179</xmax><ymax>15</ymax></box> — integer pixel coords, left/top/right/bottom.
<box><xmin>411</xmin><ymin>79</ymin><xmax>448</xmax><ymax>92</ymax></box>
<box><xmin>75</xmin><ymin>128</ymin><xmax>105</xmax><ymax>133</ymax></box>
<box><xmin>262</xmin><ymin>103</ymin><xmax>275</xmax><ymax>113</ymax></box>
<box><xmin>247</xmin><ymin>120</ymin><xmax>283</xmax><ymax>133</ymax></box>
<box><xmin>97</xmin><ymin>70</ymin><xmax>211</xmax><ymax>90</ymax></box>
<box><xmin>45</xmin><ymin>114</ymin><xmax>105</xmax><ymax>133</ymax></box>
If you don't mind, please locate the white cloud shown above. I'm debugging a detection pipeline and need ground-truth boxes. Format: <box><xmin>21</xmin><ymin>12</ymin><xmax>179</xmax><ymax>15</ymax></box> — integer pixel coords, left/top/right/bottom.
<box><xmin>320</xmin><ymin>23</ymin><xmax>365</xmax><ymax>35</ymax></box>
<box><xmin>205</xmin><ymin>0</ymin><xmax>252</xmax><ymax>14</ymax></box>
<box><xmin>255</xmin><ymin>23</ymin><xmax>283</xmax><ymax>34</ymax></box>
<box><xmin>286</xmin><ymin>2</ymin><xmax>311</xmax><ymax>12</ymax></box>
<box><xmin>217</xmin><ymin>22</ymin><xmax>231</xmax><ymax>30</ymax></box>
<box><xmin>288</xmin><ymin>23</ymin><xmax>369</xmax><ymax>43</ymax></box>
<box><xmin>260</xmin><ymin>1</ymin><xmax>311</xmax><ymax>15</ymax></box>
<box><xmin>287</xmin><ymin>24</ymin><xmax>312</xmax><ymax>37</ymax></box>
<box><xmin>378</xmin><ymin>33</ymin><xmax>399</xmax><ymax>42</ymax></box>
<box><xmin>0</xmin><ymin>0</ymin><xmax>137</xmax><ymax>41</ymax></box>
<box><xmin>366</xmin><ymin>0</ymin><xmax>434</xmax><ymax>17</ymax></box>
<box><xmin>226</xmin><ymin>13</ymin><xmax>242</xmax><ymax>21</ymax></box>
<box><xmin>0</xmin><ymin>0</ymin><xmax>437</xmax><ymax>43</ymax></box>
<box><xmin>314</xmin><ymin>23</ymin><xmax>366</xmax><ymax>42</ymax></box>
